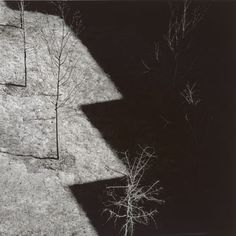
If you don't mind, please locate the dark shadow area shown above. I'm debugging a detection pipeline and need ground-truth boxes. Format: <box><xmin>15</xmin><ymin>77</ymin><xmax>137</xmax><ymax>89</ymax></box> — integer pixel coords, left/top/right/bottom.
<box><xmin>70</xmin><ymin>178</ymin><xmax>123</xmax><ymax>236</ymax></box>
<box><xmin>5</xmin><ymin>1</ymin><xmax>236</xmax><ymax>235</ymax></box>
<box><xmin>77</xmin><ymin>2</ymin><xmax>236</xmax><ymax>235</ymax></box>
<box><xmin>5</xmin><ymin>0</ymin><xmax>60</xmax><ymax>15</ymax></box>
<box><xmin>70</xmin><ymin>177</ymin><xmax>162</xmax><ymax>236</ymax></box>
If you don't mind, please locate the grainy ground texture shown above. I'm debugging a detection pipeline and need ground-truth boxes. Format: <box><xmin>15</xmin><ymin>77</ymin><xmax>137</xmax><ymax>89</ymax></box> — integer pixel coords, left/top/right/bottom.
<box><xmin>0</xmin><ymin>1</ymin><xmax>125</xmax><ymax>235</ymax></box>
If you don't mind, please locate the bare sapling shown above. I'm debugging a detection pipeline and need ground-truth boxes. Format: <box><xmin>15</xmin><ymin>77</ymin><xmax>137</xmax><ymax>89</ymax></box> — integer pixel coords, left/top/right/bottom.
<box><xmin>104</xmin><ymin>147</ymin><xmax>164</xmax><ymax>236</ymax></box>
<box><xmin>166</xmin><ymin>0</ymin><xmax>209</xmax><ymax>87</ymax></box>
<box><xmin>0</xmin><ymin>0</ymin><xmax>27</xmax><ymax>87</ymax></box>
<box><xmin>38</xmin><ymin>1</ymin><xmax>83</xmax><ymax>159</ymax></box>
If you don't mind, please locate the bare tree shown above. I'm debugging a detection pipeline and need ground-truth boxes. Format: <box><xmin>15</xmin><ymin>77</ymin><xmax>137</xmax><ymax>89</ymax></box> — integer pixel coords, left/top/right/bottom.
<box><xmin>165</xmin><ymin>0</ymin><xmax>210</xmax><ymax>87</ymax></box>
<box><xmin>38</xmin><ymin>1</ymin><xmax>83</xmax><ymax>160</ymax></box>
<box><xmin>104</xmin><ymin>147</ymin><xmax>164</xmax><ymax>236</ymax></box>
<box><xmin>0</xmin><ymin>0</ymin><xmax>27</xmax><ymax>87</ymax></box>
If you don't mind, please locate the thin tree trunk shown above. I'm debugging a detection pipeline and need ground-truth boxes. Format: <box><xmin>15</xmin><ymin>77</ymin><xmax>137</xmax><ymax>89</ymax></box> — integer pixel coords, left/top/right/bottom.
<box><xmin>23</xmin><ymin>23</ymin><xmax>27</xmax><ymax>87</ymax></box>
<box><xmin>54</xmin><ymin>19</ymin><xmax>65</xmax><ymax>160</ymax></box>
<box><xmin>20</xmin><ymin>0</ymin><xmax>23</xmax><ymax>29</ymax></box>
<box><xmin>20</xmin><ymin>0</ymin><xmax>27</xmax><ymax>87</ymax></box>
<box><xmin>55</xmin><ymin>105</ymin><xmax>59</xmax><ymax>160</ymax></box>
<box><xmin>125</xmin><ymin>186</ymin><xmax>133</xmax><ymax>236</ymax></box>
<box><xmin>55</xmin><ymin>62</ymin><xmax>61</xmax><ymax>160</ymax></box>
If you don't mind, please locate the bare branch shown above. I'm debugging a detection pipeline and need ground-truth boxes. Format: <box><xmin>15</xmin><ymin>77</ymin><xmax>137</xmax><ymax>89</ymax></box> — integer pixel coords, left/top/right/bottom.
<box><xmin>181</xmin><ymin>81</ymin><xmax>201</xmax><ymax>106</ymax></box>
<box><xmin>104</xmin><ymin>147</ymin><xmax>164</xmax><ymax>236</ymax></box>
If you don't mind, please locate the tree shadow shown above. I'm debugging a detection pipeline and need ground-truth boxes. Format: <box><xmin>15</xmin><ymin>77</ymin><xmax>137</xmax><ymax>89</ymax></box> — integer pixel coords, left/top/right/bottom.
<box><xmin>0</xmin><ymin>150</ymin><xmax>57</xmax><ymax>160</ymax></box>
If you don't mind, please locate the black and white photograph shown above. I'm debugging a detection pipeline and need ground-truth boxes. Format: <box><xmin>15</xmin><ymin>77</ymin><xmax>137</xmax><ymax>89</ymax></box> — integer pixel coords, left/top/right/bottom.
<box><xmin>0</xmin><ymin>0</ymin><xmax>235</xmax><ymax>235</ymax></box>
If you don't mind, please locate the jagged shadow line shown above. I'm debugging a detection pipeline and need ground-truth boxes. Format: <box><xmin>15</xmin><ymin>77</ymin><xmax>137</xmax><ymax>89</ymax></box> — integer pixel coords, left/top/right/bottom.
<box><xmin>0</xmin><ymin>150</ymin><xmax>58</xmax><ymax>160</ymax></box>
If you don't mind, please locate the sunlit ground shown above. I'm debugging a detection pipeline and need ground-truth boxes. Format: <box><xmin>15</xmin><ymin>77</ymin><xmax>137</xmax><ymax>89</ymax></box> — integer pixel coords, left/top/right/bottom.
<box><xmin>0</xmin><ymin>2</ymin><xmax>125</xmax><ymax>235</ymax></box>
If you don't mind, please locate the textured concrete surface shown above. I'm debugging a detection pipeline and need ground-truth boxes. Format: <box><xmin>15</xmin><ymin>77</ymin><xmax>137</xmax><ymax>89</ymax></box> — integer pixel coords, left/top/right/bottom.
<box><xmin>0</xmin><ymin>2</ymin><xmax>125</xmax><ymax>235</ymax></box>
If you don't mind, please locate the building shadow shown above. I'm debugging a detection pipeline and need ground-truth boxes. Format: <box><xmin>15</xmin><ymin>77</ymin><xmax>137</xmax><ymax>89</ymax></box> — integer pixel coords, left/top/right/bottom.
<box><xmin>69</xmin><ymin>177</ymin><xmax>161</xmax><ymax>236</ymax></box>
<box><xmin>4</xmin><ymin>1</ymin><xmax>236</xmax><ymax>235</ymax></box>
